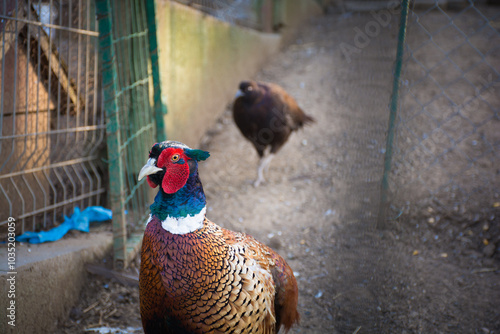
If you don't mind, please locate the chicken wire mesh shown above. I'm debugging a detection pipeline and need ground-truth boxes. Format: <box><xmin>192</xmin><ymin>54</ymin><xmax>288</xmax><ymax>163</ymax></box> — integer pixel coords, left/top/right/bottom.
<box><xmin>170</xmin><ymin>0</ymin><xmax>328</xmax><ymax>31</ymax></box>
<box><xmin>171</xmin><ymin>0</ymin><xmax>262</xmax><ymax>29</ymax></box>
<box><xmin>384</xmin><ymin>0</ymin><xmax>500</xmax><ymax>224</ymax></box>
<box><xmin>0</xmin><ymin>0</ymin><xmax>105</xmax><ymax>236</ymax></box>
<box><xmin>96</xmin><ymin>0</ymin><xmax>165</xmax><ymax>269</ymax></box>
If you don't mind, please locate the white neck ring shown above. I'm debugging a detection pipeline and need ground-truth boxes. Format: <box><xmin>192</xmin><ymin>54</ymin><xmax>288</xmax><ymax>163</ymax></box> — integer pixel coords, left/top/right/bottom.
<box><xmin>160</xmin><ymin>206</ymin><xmax>206</xmax><ymax>234</ymax></box>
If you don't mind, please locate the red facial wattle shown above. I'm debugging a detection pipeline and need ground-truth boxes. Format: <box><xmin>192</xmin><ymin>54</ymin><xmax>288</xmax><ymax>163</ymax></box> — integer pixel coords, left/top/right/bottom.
<box><xmin>157</xmin><ymin>148</ymin><xmax>190</xmax><ymax>194</ymax></box>
<box><xmin>162</xmin><ymin>164</ymin><xmax>189</xmax><ymax>194</ymax></box>
<box><xmin>147</xmin><ymin>176</ymin><xmax>158</xmax><ymax>188</ymax></box>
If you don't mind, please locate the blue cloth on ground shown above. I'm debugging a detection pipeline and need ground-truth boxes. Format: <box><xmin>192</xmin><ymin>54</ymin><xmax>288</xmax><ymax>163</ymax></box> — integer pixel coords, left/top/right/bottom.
<box><xmin>16</xmin><ymin>206</ymin><xmax>112</xmax><ymax>244</ymax></box>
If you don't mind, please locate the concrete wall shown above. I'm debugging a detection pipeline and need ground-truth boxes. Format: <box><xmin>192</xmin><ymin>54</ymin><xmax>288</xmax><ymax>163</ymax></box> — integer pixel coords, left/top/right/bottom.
<box><xmin>155</xmin><ymin>0</ymin><xmax>322</xmax><ymax>147</ymax></box>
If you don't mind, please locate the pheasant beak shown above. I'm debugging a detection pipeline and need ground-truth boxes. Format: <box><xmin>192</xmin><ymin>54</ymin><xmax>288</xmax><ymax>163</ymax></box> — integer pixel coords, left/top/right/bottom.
<box><xmin>138</xmin><ymin>158</ymin><xmax>163</xmax><ymax>181</ymax></box>
<box><xmin>234</xmin><ymin>89</ymin><xmax>244</xmax><ymax>99</ymax></box>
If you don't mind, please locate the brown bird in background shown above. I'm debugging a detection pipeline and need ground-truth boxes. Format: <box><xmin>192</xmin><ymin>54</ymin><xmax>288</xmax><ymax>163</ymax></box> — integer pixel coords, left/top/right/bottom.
<box><xmin>233</xmin><ymin>80</ymin><xmax>314</xmax><ymax>186</ymax></box>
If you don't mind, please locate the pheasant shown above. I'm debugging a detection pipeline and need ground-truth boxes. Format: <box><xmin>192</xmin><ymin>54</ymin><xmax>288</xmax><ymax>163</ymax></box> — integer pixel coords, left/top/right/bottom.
<box><xmin>138</xmin><ymin>140</ymin><xmax>299</xmax><ymax>334</ymax></box>
<box><xmin>233</xmin><ymin>80</ymin><xmax>314</xmax><ymax>186</ymax></box>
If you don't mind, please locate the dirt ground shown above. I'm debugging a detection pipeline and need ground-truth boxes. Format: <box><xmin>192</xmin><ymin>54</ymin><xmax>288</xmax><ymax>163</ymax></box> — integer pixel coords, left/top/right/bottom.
<box><xmin>61</xmin><ymin>6</ymin><xmax>500</xmax><ymax>334</ymax></box>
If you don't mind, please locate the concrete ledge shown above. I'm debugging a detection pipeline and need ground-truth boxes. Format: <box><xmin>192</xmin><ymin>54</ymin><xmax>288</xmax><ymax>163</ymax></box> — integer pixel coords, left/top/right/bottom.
<box><xmin>0</xmin><ymin>231</ymin><xmax>112</xmax><ymax>334</ymax></box>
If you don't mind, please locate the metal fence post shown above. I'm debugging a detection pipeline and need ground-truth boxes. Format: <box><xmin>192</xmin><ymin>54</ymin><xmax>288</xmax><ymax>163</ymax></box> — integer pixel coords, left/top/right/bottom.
<box><xmin>377</xmin><ymin>0</ymin><xmax>410</xmax><ymax>229</ymax></box>
<box><xmin>145</xmin><ymin>0</ymin><xmax>167</xmax><ymax>142</ymax></box>
<box><xmin>96</xmin><ymin>0</ymin><xmax>127</xmax><ymax>269</ymax></box>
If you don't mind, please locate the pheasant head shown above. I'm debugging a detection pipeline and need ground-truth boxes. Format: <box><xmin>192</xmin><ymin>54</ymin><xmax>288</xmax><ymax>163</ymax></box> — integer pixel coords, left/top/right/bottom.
<box><xmin>234</xmin><ymin>80</ymin><xmax>262</xmax><ymax>103</ymax></box>
<box><xmin>138</xmin><ymin>141</ymin><xmax>210</xmax><ymax>233</ymax></box>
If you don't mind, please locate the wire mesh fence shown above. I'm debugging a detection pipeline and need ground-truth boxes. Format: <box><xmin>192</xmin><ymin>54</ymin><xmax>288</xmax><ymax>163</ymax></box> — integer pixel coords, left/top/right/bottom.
<box><xmin>0</xmin><ymin>0</ymin><xmax>164</xmax><ymax>269</ymax></box>
<box><xmin>96</xmin><ymin>0</ymin><xmax>165</xmax><ymax>269</ymax></box>
<box><xmin>0</xmin><ymin>0</ymin><xmax>105</xmax><ymax>236</ymax></box>
<box><xmin>386</xmin><ymin>0</ymin><xmax>500</xmax><ymax>224</ymax></box>
<box><xmin>170</xmin><ymin>0</ymin><xmax>328</xmax><ymax>32</ymax></box>
<box><xmin>172</xmin><ymin>0</ymin><xmax>262</xmax><ymax>29</ymax></box>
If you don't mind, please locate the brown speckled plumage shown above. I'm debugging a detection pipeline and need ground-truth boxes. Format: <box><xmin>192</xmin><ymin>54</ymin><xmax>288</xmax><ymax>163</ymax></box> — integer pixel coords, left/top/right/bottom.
<box><xmin>138</xmin><ymin>141</ymin><xmax>299</xmax><ymax>334</ymax></box>
<box><xmin>140</xmin><ymin>217</ymin><xmax>299</xmax><ymax>334</ymax></box>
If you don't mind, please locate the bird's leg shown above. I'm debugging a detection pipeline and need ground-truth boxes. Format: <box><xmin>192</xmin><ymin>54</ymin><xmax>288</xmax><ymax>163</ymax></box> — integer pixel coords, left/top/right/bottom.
<box><xmin>262</xmin><ymin>153</ymin><xmax>274</xmax><ymax>174</ymax></box>
<box><xmin>254</xmin><ymin>159</ymin><xmax>266</xmax><ymax>187</ymax></box>
<box><xmin>254</xmin><ymin>153</ymin><xmax>275</xmax><ymax>187</ymax></box>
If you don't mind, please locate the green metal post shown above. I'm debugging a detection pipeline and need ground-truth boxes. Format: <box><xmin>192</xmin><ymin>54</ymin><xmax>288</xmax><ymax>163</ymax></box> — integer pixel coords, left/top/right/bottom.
<box><xmin>145</xmin><ymin>0</ymin><xmax>167</xmax><ymax>142</ymax></box>
<box><xmin>96</xmin><ymin>0</ymin><xmax>127</xmax><ymax>269</ymax></box>
<box><xmin>378</xmin><ymin>0</ymin><xmax>410</xmax><ymax>229</ymax></box>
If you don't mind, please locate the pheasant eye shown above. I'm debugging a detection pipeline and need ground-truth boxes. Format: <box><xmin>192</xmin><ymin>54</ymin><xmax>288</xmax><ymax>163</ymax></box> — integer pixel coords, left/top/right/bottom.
<box><xmin>171</xmin><ymin>154</ymin><xmax>180</xmax><ymax>162</ymax></box>
<box><xmin>247</xmin><ymin>86</ymin><xmax>253</xmax><ymax>91</ymax></box>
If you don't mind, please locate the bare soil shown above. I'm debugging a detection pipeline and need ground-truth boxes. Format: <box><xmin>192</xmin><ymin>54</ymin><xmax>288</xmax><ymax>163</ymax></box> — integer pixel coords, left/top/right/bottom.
<box><xmin>61</xmin><ymin>7</ymin><xmax>500</xmax><ymax>334</ymax></box>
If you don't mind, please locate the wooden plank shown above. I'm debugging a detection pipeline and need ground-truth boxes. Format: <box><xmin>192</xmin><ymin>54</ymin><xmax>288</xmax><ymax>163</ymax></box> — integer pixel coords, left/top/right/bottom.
<box><xmin>27</xmin><ymin>3</ymin><xmax>84</xmax><ymax>115</ymax></box>
<box><xmin>0</xmin><ymin>5</ymin><xmax>26</xmax><ymax>64</ymax></box>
